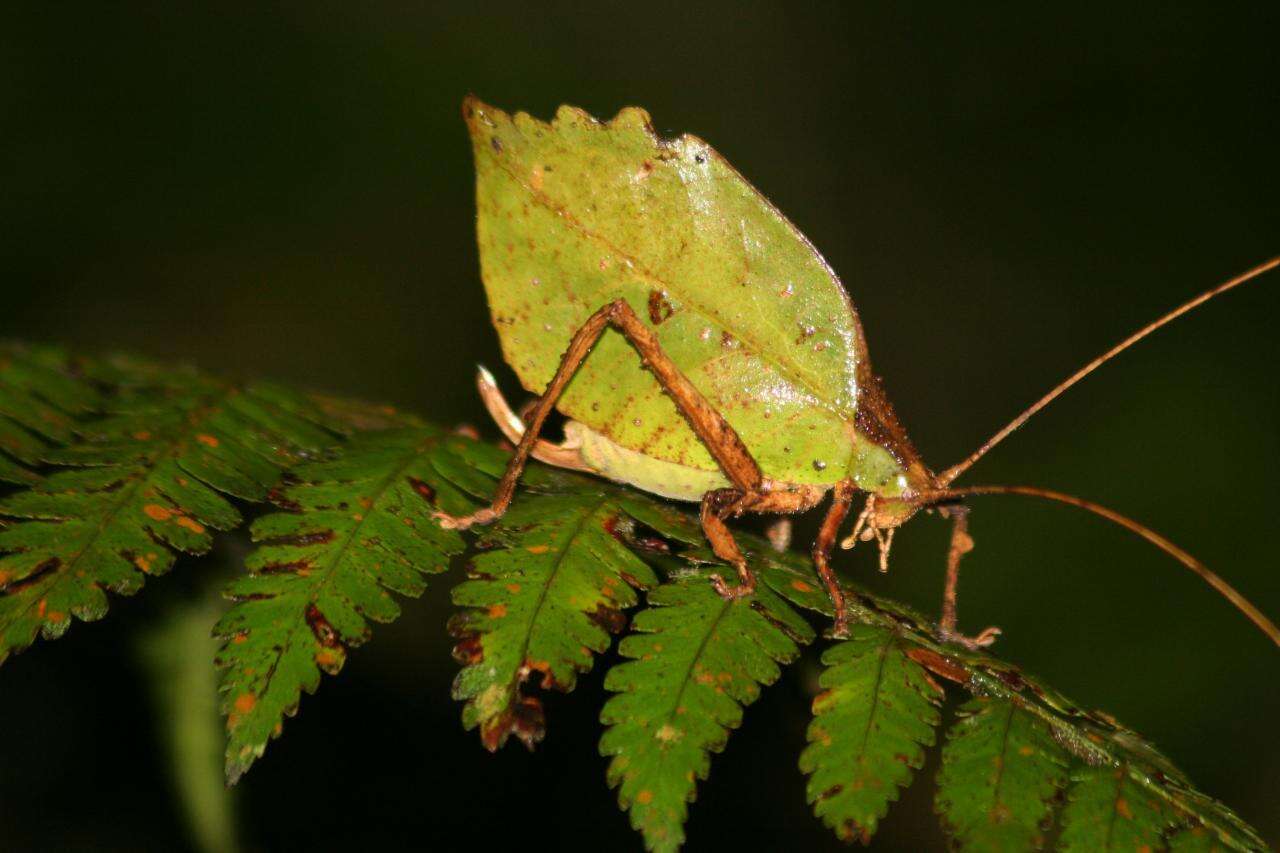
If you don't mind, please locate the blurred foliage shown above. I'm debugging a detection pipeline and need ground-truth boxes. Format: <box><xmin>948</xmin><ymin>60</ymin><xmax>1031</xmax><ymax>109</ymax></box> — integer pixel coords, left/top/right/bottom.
<box><xmin>137</xmin><ymin>572</ymin><xmax>240</xmax><ymax>853</ymax></box>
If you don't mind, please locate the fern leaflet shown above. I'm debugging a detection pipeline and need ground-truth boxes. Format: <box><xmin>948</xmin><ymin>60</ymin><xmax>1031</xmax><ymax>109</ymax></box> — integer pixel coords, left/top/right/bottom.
<box><xmin>215</xmin><ymin>427</ymin><xmax>487</xmax><ymax>781</ymax></box>
<box><xmin>450</xmin><ymin>484</ymin><xmax>661</xmax><ymax>751</ymax></box>
<box><xmin>798</xmin><ymin>623</ymin><xmax>943</xmax><ymax>843</ymax></box>
<box><xmin>1058</xmin><ymin>763</ymin><xmax>1176</xmax><ymax>851</ymax></box>
<box><xmin>935</xmin><ymin>696</ymin><xmax>1068</xmax><ymax>850</ymax></box>
<box><xmin>0</xmin><ymin>344</ymin><xmax>101</xmax><ymax>483</ymax></box>
<box><xmin>599</xmin><ymin>568</ymin><xmax>813</xmax><ymax>852</ymax></box>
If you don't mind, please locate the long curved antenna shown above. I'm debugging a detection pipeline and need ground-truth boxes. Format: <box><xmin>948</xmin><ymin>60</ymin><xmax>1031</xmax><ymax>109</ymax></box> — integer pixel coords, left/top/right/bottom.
<box><xmin>938</xmin><ymin>256</ymin><xmax>1280</xmax><ymax>486</ymax></box>
<box><xmin>924</xmin><ymin>484</ymin><xmax>1280</xmax><ymax>647</ymax></box>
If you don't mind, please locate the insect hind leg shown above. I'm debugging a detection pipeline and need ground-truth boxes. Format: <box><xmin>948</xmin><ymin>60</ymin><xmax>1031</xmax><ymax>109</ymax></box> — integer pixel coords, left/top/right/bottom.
<box><xmin>437</xmin><ymin>298</ymin><xmax>763</xmax><ymax>531</ymax></box>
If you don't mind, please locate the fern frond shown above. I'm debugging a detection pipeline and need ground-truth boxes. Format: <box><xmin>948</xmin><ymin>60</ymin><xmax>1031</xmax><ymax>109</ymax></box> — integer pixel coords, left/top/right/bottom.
<box><xmin>450</xmin><ymin>486</ymin><xmax>661</xmax><ymax>751</ymax></box>
<box><xmin>0</xmin><ymin>365</ymin><xmax>335</xmax><ymax>664</ymax></box>
<box><xmin>214</xmin><ymin>427</ymin><xmax>488</xmax><ymax>782</ymax></box>
<box><xmin>934</xmin><ymin>696</ymin><xmax>1068</xmax><ymax>850</ymax></box>
<box><xmin>599</xmin><ymin>568</ymin><xmax>813</xmax><ymax>852</ymax></box>
<box><xmin>798</xmin><ymin>623</ymin><xmax>943</xmax><ymax>844</ymax></box>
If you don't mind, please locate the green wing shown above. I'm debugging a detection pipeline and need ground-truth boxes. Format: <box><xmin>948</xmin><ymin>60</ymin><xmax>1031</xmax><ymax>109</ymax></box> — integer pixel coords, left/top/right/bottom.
<box><xmin>466</xmin><ymin>97</ymin><xmax>870</xmax><ymax>487</ymax></box>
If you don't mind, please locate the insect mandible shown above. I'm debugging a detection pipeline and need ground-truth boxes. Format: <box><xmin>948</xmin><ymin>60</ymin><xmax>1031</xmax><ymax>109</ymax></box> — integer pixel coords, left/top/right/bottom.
<box><xmin>437</xmin><ymin>96</ymin><xmax>1280</xmax><ymax>649</ymax></box>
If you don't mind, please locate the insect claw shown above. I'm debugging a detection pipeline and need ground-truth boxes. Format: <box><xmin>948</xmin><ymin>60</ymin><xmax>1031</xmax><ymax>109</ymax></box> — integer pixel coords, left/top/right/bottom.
<box><xmin>973</xmin><ymin>626</ymin><xmax>1002</xmax><ymax>647</ymax></box>
<box><xmin>434</xmin><ymin>507</ymin><xmax>498</xmax><ymax>531</ymax></box>
<box><xmin>709</xmin><ymin>569</ymin><xmax>756</xmax><ymax>600</ymax></box>
<box><xmin>938</xmin><ymin>625</ymin><xmax>1002</xmax><ymax>650</ymax></box>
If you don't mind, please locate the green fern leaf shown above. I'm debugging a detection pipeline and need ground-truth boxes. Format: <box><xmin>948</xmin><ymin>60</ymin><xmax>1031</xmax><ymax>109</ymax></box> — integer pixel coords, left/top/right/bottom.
<box><xmin>0</xmin><ymin>369</ymin><xmax>334</xmax><ymax>664</ymax></box>
<box><xmin>1058</xmin><ymin>763</ymin><xmax>1178</xmax><ymax>851</ymax></box>
<box><xmin>450</xmin><ymin>486</ymin><xmax>661</xmax><ymax>751</ymax></box>
<box><xmin>599</xmin><ymin>568</ymin><xmax>813</xmax><ymax>852</ymax></box>
<box><xmin>1161</xmin><ymin>788</ymin><xmax>1268</xmax><ymax>852</ymax></box>
<box><xmin>798</xmin><ymin>623</ymin><xmax>942</xmax><ymax>844</ymax></box>
<box><xmin>1169</xmin><ymin>825</ymin><xmax>1242</xmax><ymax>852</ymax></box>
<box><xmin>0</xmin><ymin>344</ymin><xmax>101</xmax><ymax>483</ymax></box>
<box><xmin>0</xmin><ymin>453</ymin><xmax>35</xmax><ymax>486</ymax></box>
<box><xmin>215</xmin><ymin>427</ymin><xmax>487</xmax><ymax>782</ymax></box>
<box><xmin>934</xmin><ymin>697</ymin><xmax>1068</xmax><ymax>850</ymax></box>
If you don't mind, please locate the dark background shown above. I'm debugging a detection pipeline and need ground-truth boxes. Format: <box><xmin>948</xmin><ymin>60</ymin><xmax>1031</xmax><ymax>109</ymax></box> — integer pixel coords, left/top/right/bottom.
<box><xmin>2</xmin><ymin>4</ymin><xmax>1277</xmax><ymax>850</ymax></box>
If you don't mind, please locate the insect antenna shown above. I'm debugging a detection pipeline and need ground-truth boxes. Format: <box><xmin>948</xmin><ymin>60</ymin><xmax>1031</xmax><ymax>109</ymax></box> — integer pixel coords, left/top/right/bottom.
<box><xmin>923</xmin><ymin>484</ymin><xmax>1280</xmax><ymax>647</ymax></box>
<box><xmin>937</xmin><ymin>256</ymin><xmax>1280</xmax><ymax>486</ymax></box>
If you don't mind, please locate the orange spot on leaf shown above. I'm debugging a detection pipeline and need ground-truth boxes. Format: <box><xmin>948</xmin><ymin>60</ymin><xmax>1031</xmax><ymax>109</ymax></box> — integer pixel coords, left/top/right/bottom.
<box><xmin>526</xmin><ymin>545</ymin><xmax>549</xmax><ymax>554</ymax></box>
<box><xmin>791</xmin><ymin>580</ymin><xmax>813</xmax><ymax>593</ymax></box>
<box><xmin>195</xmin><ymin>433</ymin><xmax>220</xmax><ymax>447</ymax></box>
<box><xmin>234</xmin><ymin>693</ymin><xmax>257</xmax><ymax>714</ymax></box>
<box><xmin>143</xmin><ymin>504</ymin><xmax>172</xmax><ymax>521</ymax></box>
<box><xmin>175</xmin><ymin>516</ymin><xmax>206</xmax><ymax>534</ymax></box>
<box><xmin>489</xmin><ymin>604</ymin><xmax>508</xmax><ymax>619</ymax></box>
<box><xmin>905</xmin><ymin>647</ymin><xmax>968</xmax><ymax>686</ymax></box>
<box><xmin>636</xmin><ymin>790</ymin><xmax>653</xmax><ymax>805</ymax></box>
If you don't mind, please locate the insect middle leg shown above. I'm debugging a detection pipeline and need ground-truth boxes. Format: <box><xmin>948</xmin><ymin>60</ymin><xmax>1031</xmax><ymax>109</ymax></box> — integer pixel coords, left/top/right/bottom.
<box><xmin>701</xmin><ymin>485</ymin><xmax>829</xmax><ymax>598</ymax></box>
<box><xmin>436</xmin><ymin>297</ymin><xmax>763</xmax><ymax>523</ymax></box>
<box><xmin>812</xmin><ymin>480</ymin><xmax>856</xmax><ymax>637</ymax></box>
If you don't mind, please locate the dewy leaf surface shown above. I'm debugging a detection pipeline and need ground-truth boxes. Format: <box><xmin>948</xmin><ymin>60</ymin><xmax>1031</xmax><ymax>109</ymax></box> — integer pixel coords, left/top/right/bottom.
<box><xmin>465</xmin><ymin>97</ymin><xmax>868</xmax><ymax>485</ymax></box>
<box><xmin>450</xmin><ymin>486</ymin><xmax>660</xmax><ymax>751</ymax></box>
<box><xmin>799</xmin><ymin>623</ymin><xmax>942</xmax><ymax>844</ymax></box>
<box><xmin>934</xmin><ymin>697</ymin><xmax>1068</xmax><ymax>851</ymax></box>
<box><xmin>599</xmin><ymin>568</ymin><xmax>813</xmax><ymax>852</ymax></box>
<box><xmin>215</xmin><ymin>428</ymin><xmax>485</xmax><ymax>781</ymax></box>
<box><xmin>0</xmin><ymin>370</ymin><xmax>334</xmax><ymax>664</ymax></box>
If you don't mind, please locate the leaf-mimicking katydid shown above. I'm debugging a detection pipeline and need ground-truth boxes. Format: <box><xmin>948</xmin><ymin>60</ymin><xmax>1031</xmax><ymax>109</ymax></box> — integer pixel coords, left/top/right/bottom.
<box><xmin>438</xmin><ymin>96</ymin><xmax>1280</xmax><ymax>650</ymax></box>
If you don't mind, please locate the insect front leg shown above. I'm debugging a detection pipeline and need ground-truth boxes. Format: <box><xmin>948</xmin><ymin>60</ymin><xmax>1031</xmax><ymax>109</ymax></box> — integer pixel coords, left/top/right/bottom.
<box><xmin>936</xmin><ymin>505</ymin><xmax>1001</xmax><ymax>649</ymax></box>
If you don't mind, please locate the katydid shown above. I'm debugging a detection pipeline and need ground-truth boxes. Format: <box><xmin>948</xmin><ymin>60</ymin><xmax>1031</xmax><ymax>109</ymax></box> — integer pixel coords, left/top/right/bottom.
<box><xmin>438</xmin><ymin>96</ymin><xmax>1280</xmax><ymax>649</ymax></box>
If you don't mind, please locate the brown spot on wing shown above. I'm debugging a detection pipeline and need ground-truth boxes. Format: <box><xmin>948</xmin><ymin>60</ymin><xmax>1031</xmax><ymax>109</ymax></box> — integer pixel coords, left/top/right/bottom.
<box><xmin>647</xmin><ymin>289</ymin><xmax>675</xmax><ymax>325</ymax></box>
